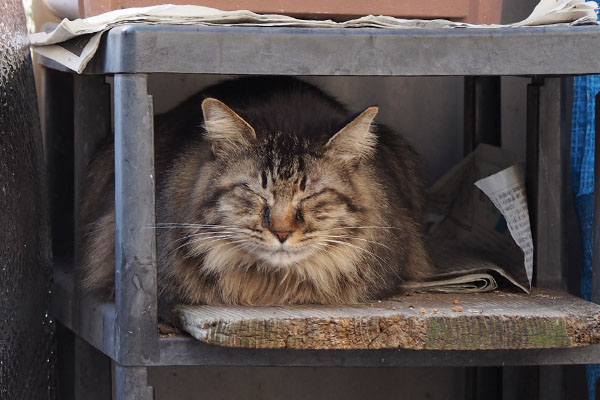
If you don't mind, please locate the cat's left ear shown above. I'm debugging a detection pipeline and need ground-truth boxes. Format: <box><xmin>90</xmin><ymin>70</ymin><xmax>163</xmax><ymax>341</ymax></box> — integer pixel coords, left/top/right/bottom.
<box><xmin>201</xmin><ymin>98</ymin><xmax>257</xmax><ymax>158</ymax></box>
<box><xmin>324</xmin><ymin>107</ymin><xmax>378</xmax><ymax>162</ymax></box>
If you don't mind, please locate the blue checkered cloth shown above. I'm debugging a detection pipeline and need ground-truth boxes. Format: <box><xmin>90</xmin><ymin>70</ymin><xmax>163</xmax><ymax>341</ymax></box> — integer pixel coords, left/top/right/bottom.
<box><xmin>572</xmin><ymin>74</ymin><xmax>600</xmax><ymax>399</ymax></box>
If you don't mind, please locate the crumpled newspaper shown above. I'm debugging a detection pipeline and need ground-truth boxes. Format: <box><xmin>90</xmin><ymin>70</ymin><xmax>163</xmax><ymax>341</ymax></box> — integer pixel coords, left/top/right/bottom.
<box><xmin>29</xmin><ymin>0</ymin><xmax>598</xmax><ymax>73</ymax></box>
<box><xmin>513</xmin><ymin>0</ymin><xmax>598</xmax><ymax>26</ymax></box>
<box><xmin>408</xmin><ymin>144</ymin><xmax>533</xmax><ymax>294</ymax></box>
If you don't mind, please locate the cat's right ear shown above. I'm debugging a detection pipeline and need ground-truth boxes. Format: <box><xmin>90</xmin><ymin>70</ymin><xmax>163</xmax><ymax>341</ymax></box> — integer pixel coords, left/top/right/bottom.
<box><xmin>201</xmin><ymin>98</ymin><xmax>257</xmax><ymax>158</ymax></box>
<box><xmin>324</xmin><ymin>107</ymin><xmax>378</xmax><ymax>163</ymax></box>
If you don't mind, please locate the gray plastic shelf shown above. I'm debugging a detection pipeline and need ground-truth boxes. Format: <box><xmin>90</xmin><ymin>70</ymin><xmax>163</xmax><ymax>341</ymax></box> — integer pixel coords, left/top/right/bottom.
<box><xmin>39</xmin><ymin>23</ymin><xmax>600</xmax><ymax>399</ymax></box>
<box><xmin>39</xmin><ymin>24</ymin><xmax>600</xmax><ymax>76</ymax></box>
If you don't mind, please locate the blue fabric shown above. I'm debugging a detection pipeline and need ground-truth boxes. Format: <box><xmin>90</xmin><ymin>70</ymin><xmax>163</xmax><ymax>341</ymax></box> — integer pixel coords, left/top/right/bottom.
<box><xmin>572</xmin><ymin>75</ymin><xmax>600</xmax><ymax>198</ymax></box>
<box><xmin>572</xmin><ymin>74</ymin><xmax>600</xmax><ymax>399</ymax></box>
<box><xmin>569</xmin><ymin>2</ymin><xmax>599</xmax><ymax>396</ymax></box>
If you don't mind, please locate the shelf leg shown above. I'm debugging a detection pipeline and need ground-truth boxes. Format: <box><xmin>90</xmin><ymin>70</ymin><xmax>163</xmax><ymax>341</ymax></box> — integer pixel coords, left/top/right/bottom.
<box><xmin>526</xmin><ymin>78</ymin><xmax>540</xmax><ymax>268</ymax></box>
<box><xmin>463</xmin><ymin>75</ymin><xmax>503</xmax><ymax>400</ymax></box>
<box><xmin>526</xmin><ymin>77</ymin><xmax>572</xmax><ymax>400</ymax></box>
<box><xmin>530</xmin><ymin>77</ymin><xmax>569</xmax><ymax>290</ymax></box>
<box><xmin>73</xmin><ymin>74</ymin><xmax>112</xmax><ymax>250</ymax></box>
<box><xmin>42</xmin><ymin>68</ymin><xmax>75</xmax><ymax>260</ymax></box>
<box><xmin>114</xmin><ymin>364</ymin><xmax>154</xmax><ymax>400</ymax></box>
<box><xmin>113</xmin><ymin>73</ymin><xmax>159</xmax><ymax>365</ymax></box>
<box><xmin>463</xmin><ymin>76</ymin><xmax>501</xmax><ymax>155</ymax></box>
<box><xmin>72</xmin><ymin>74</ymin><xmax>113</xmax><ymax>332</ymax></box>
<box><xmin>74</xmin><ymin>336</ymin><xmax>112</xmax><ymax>400</ymax></box>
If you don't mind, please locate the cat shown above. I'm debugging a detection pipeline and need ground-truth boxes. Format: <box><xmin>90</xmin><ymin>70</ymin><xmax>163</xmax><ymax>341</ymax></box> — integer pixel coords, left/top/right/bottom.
<box><xmin>79</xmin><ymin>76</ymin><xmax>434</xmax><ymax>306</ymax></box>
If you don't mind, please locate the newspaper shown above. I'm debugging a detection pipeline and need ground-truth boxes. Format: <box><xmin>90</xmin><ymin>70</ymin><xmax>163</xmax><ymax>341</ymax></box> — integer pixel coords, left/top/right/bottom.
<box><xmin>29</xmin><ymin>0</ymin><xmax>599</xmax><ymax>73</ymax></box>
<box><xmin>403</xmin><ymin>145</ymin><xmax>532</xmax><ymax>294</ymax></box>
<box><xmin>513</xmin><ymin>0</ymin><xmax>599</xmax><ymax>26</ymax></box>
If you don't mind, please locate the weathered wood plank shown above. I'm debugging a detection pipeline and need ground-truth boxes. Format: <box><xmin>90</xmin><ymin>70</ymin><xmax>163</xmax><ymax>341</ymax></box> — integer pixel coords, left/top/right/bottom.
<box><xmin>173</xmin><ymin>289</ymin><xmax>600</xmax><ymax>350</ymax></box>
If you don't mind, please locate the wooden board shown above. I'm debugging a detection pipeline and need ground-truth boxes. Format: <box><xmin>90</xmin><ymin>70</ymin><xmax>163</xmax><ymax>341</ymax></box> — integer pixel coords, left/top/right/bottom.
<box><xmin>77</xmin><ymin>0</ymin><xmax>503</xmax><ymax>24</ymax></box>
<box><xmin>173</xmin><ymin>289</ymin><xmax>600</xmax><ymax>350</ymax></box>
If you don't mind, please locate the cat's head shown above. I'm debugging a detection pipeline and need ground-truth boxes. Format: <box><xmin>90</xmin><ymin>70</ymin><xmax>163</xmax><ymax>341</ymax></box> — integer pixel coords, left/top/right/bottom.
<box><xmin>184</xmin><ymin>98</ymin><xmax>381</xmax><ymax>269</ymax></box>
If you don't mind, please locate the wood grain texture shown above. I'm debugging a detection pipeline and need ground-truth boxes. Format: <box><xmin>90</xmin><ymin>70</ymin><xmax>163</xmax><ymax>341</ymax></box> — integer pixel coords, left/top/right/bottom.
<box><xmin>117</xmin><ymin>0</ymin><xmax>471</xmax><ymax>19</ymax></box>
<box><xmin>465</xmin><ymin>0</ymin><xmax>503</xmax><ymax>24</ymax></box>
<box><xmin>77</xmin><ymin>0</ymin><xmax>502</xmax><ymax>23</ymax></box>
<box><xmin>174</xmin><ymin>289</ymin><xmax>600</xmax><ymax>350</ymax></box>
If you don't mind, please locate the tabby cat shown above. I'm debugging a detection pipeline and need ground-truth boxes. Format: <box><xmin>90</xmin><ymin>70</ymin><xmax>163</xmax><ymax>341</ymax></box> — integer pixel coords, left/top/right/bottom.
<box><xmin>79</xmin><ymin>76</ymin><xmax>433</xmax><ymax>305</ymax></box>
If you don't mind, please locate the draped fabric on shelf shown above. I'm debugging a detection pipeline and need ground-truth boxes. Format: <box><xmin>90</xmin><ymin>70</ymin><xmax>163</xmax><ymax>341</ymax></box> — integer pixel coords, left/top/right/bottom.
<box><xmin>572</xmin><ymin>74</ymin><xmax>600</xmax><ymax>399</ymax></box>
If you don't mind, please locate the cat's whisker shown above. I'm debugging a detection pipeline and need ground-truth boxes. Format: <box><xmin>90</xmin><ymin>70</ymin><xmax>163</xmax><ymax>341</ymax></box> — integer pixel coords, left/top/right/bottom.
<box><xmin>307</xmin><ymin>243</ymin><xmax>332</xmax><ymax>258</ymax></box>
<box><xmin>320</xmin><ymin>226</ymin><xmax>405</xmax><ymax>232</ymax></box>
<box><xmin>152</xmin><ymin>223</ymin><xmax>248</xmax><ymax>231</ymax></box>
<box><xmin>307</xmin><ymin>242</ymin><xmax>329</xmax><ymax>252</ymax></box>
<box><xmin>189</xmin><ymin>235</ymin><xmax>239</xmax><ymax>245</ymax></box>
<box><xmin>313</xmin><ymin>241</ymin><xmax>337</xmax><ymax>253</ymax></box>
<box><xmin>168</xmin><ymin>235</ymin><xmax>238</xmax><ymax>257</ymax></box>
<box><xmin>189</xmin><ymin>240</ymin><xmax>253</xmax><ymax>269</ymax></box>
<box><xmin>206</xmin><ymin>239</ymin><xmax>252</xmax><ymax>252</ymax></box>
<box><xmin>316</xmin><ymin>234</ymin><xmax>394</xmax><ymax>252</ymax></box>
<box><xmin>319</xmin><ymin>239</ymin><xmax>387</xmax><ymax>266</ymax></box>
<box><xmin>300</xmin><ymin>238</ymin><xmax>390</xmax><ymax>286</ymax></box>
<box><xmin>319</xmin><ymin>240</ymin><xmax>389</xmax><ymax>284</ymax></box>
<box><xmin>154</xmin><ymin>222</ymin><xmax>239</xmax><ymax>227</ymax></box>
<box><xmin>172</xmin><ymin>231</ymin><xmax>242</xmax><ymax>244</ymax></box>
<box><xmin>237</xmin><ymin>241</ymin><xmax>261</xmax><ymax>256</ymax></box>
<box><xmin>196</xmin><ymin>239</ymin><xmax>257</xmax><ymax>260</ymax></box>
<box><xmin>168</xmin><ymin>240</ymin><xmax>195</xmax><ymax>257</ymax></box>
<box><xmin>186</xmin><ymin>235</ymin><xmax>240</xmax><ymax>250</ymax></box>
<box><xmin>210</xmin><ymin>241</ymin><xmax>252</xmax><ymax>262</ymax></box>
<box><xmin>181</xmin><ymin>239</ymin><xmax>233</xmax><ymax>259</ymax></box>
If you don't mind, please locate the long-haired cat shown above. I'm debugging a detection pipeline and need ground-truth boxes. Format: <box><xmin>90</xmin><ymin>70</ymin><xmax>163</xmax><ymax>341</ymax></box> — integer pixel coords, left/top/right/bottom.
<box><xmin>79</xmin><ymin>76</ymin><xmax>433</xmax><ymax>305</ymax></box>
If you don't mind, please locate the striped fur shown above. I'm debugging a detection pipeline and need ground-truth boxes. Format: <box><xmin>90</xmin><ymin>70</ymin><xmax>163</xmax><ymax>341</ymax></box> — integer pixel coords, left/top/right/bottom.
<box><xmin>79</xmin><ymin>77</ymin><xmax>433</xmax><ymax>305</ymax></box>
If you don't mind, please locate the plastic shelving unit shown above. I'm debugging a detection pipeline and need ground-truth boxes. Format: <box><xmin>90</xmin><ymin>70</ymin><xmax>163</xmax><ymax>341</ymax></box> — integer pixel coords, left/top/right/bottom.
<box><xmin>38</xmin><ymin>24</ymin><xmax>600</xmax><ymax>399</ymax></box>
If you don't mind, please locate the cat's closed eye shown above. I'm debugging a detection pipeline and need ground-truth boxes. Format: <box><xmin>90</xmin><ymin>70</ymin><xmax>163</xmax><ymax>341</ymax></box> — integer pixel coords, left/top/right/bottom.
<box><xmin>237</xmin><ymin>182</ymin><xmax>266</xmax><ymax>201</ymax></box>
<box><xmin>261</xmin><ymin>205</ymin><xmax>271</xmax><ymax>228</ymax></box>
<box><xmin>299</xmin><ymin>175</ymin><xmax>307</xmax><ymax>191</ymax></box>
<box><xmin>299</xmin><ymin>188</ymin><xmax>328</xmax><ymax>204</ymax></box>
<box><xmin>261</xmin><ymin>170</ymin><xmax>269</xmax><ymax>189</ymax></box>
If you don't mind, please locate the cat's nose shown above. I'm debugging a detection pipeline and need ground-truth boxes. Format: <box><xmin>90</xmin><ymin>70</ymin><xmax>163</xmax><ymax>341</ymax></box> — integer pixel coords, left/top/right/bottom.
<box><xmin>272</xmin><ymin>231</ymin><xmax>291</xmax><ymax>243</ymax></box>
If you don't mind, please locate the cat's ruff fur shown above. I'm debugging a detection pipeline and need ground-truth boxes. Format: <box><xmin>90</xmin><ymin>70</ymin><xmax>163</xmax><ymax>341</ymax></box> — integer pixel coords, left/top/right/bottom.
<box><xmin>79</xmin><ymin>77</ymin><xmax>433</xmax><ymax>305</ymax></box>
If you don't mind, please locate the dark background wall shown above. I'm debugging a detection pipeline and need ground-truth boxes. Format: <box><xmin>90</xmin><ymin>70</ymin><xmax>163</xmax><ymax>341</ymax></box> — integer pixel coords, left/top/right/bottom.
<box><xmin>0</xmin><ymin>1</ymin><xmax>54</xmax><ymax>399</ymax></box>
